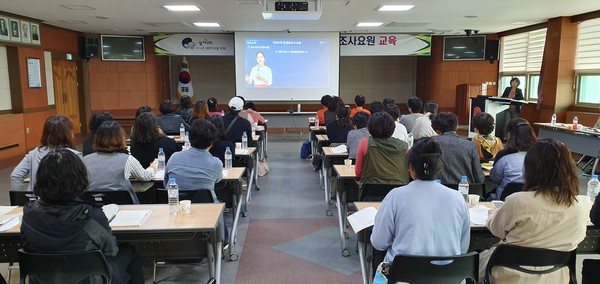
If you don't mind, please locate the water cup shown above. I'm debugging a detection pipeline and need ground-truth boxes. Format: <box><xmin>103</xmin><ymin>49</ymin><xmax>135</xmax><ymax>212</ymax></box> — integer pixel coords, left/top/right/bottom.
<box><xmin>180</xmin><ymin>200</ymin><xmax>192</xmax><ymax>213</ymax></box>
<box><xmin>468</xmin><ymin>194</ymin><xmax>480</xmax><ymax>207</ymax></box>
<box><xmin>344</xmin><ymin>159</ymin><xmax>352</xmax><ymax>168</ymax></box>
<box><xmin>235</xmin><ymin>142</ymin><xmax>242</xmax><ymax>149</ymax></box>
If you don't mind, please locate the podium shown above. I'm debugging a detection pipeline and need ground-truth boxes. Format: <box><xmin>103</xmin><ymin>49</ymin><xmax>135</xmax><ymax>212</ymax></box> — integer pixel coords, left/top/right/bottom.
<box><xmin>468</xmin><ymin>96</ymin><xmax>529</xmax><ymax>139</ymax></box>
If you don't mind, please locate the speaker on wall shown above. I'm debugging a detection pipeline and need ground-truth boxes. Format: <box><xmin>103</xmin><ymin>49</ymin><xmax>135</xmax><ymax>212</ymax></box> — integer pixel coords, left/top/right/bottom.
<box><xmin>82</xmin><ymin>37</ymin><xmax>99</xmax><ymax>60</ymax></box>
<box><xmin>485</xmin><ymin>39</ymin><xmax>499</xmax><ymax>63</ymax></box>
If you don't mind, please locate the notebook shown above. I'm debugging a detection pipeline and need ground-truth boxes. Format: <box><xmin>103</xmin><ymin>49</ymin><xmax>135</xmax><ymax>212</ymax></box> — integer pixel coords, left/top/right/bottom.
<box><xmin>102</xmin><ymin>204</ymin><xmax>151</xmax><ymax>227</ymax></box>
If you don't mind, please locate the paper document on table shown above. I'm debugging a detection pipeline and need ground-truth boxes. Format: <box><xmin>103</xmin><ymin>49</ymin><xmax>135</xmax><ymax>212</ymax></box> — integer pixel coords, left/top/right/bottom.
<box><xmin>469</xmin><ymin>205</ymin><xmax>490</xmax><ymax>226</ymax></box>
<box><xmin>110</xmin><ymin>210</ymin><xmax>151</xmax><ymax>227</ymax></box>
<box><xmin>102</xmin><ymin>204</ymin><xmax>119</xmax><ymax>222</ymax></box>
<box><xmin>0</xmin><ymin>206</ymin><xmax>17</xmax><ymax>216</ymax></box>
<box><xmin>235</xmin><ymin>149</ymin><xmax>249</xmax><ymax>155</ymax></box>
<box><xmin>331</xmin><ymin>145</ymin><xmax>347</xmax><ymax>154</ymax></box>
<box><xmin>153</xmin><ymin>170</ymin><xmax>165</xmax><ymax>180</ymax></box>
<box><xmin>0</xmin><ymin>215</ymin><xmax>20</xmax><ymax>232</ymax></box>
<box><xmin>347</xmin><ymin>206</ymin><xmax>378</xmax><ymax>233</ymax></box>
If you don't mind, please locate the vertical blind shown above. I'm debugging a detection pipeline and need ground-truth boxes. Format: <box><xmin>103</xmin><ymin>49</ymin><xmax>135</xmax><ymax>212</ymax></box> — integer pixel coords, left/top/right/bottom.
<box><xmin>576</xmin><ymin>18</ymin><xmax>600</xmax><ymax>71</ymax></box>
<box><xmin>500</xmin><ymin>28</ymin><xmax>547</xmax><ymax>73</ymax></box>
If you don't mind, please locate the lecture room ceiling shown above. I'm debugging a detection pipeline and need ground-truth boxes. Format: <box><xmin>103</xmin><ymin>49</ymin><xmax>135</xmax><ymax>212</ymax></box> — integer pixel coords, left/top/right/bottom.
<box><xmin>2</xmin><ymin>0</ymin><xmax>600</xmax><ymax>35</ymax></box>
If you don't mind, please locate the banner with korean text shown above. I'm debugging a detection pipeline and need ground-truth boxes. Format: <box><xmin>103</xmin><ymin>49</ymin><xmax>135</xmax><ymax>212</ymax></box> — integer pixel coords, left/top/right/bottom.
<box><xmin>340</xmin><ymin>34</ymin><xmax>431</xmax><ymax>56</ymax></box>
<box><xmin>154</xmin><ymin>34</ymin><xmax>234</xmax><ymax>56</ymax></box>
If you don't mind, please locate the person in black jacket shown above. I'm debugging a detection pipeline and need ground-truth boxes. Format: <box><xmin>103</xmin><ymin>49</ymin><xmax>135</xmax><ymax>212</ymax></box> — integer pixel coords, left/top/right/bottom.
<box><xmin>21</xmin><ymin>149</ymin><xmax>144</xmax><ymax>284</ymax></box>
<box><xmin>130</xmin><ymin>112</ymin><xmax>182</xmax><ymax>168</ymax></box>
<box><xmin>156</xmin><ymin>99</ymin><xmax>190</xmax><ymax>135</ymax></box>
<box><xmin>222</xmin><ymin>97</ymin><xmax>254</xmax><ymax>145</ymax></box>
<box><xmin>326</xmin><ymin>105</ymin><xmax>353</xmax><ymax>144</ymax></box>
<box><xmin>207</xmin><ymin>115</ymin><xmax>235</xmax><ymax>164</ymax></box>
<box><xmin>83</xmin><ymin>112</ymin><xmax>113</xmax><ymax>156</ymax></box>
<box><xmin>501</xmin><ymin>77</ymin><xmax>524</xmax><ymax>122</ymax></box>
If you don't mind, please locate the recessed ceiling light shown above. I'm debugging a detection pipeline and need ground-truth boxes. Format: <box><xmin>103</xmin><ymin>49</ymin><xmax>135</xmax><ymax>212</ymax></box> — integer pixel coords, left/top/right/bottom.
<box><xmin>356</xmin><ymin>22</ymin><xmax>384</xmax><ymax>27</ymax></box>
<box><xmin>193</xmin><ymin>22</ymin><xmax>221</xmax><ymax>27</ymax></box>
<box><xmin>164</xmin><ymin>5</ymin><xmax>201</xmax><ymax>12</ymax></box>
<box><xmin>377</xmin><ymin>5</ymin><xmax>414</xmax><ymax>11</ymax></box>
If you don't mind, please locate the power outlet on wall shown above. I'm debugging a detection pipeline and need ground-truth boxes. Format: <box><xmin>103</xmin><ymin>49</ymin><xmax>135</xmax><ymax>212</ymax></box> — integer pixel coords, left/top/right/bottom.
<box><xmin>26</xmin><ymin>128</ymin><xmax>30</xmax><ymax>134</ymax></box>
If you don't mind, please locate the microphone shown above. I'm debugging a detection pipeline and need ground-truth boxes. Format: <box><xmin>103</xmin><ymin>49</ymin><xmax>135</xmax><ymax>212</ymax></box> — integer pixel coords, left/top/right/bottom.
<box><xmin>288</xmin><ymin>98</ymin><xmax>294</xmax><ymax>113</ymax></box>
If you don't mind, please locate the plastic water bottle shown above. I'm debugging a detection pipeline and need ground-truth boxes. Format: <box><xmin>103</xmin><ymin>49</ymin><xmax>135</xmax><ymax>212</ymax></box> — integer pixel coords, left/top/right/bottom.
<box><xmin>458</xmin><ymin>176</ymin><xmax>469</xmax><ymax>202</ymax></box>
<box><xmin>224</xmin><ymin>147</ymin><xmax>233</xmax><ymax>169</ymax></box>
<box><xmin>573</xmin><ymin>116</ymin><xmax>579</xmax><ymax>130</ymax></box>
<box><xmin>297</xmin><ymin>104</ymin><xmax>301</xmax><ymax>113</ymax></box>
<box><xmin>252</xmin><ymin>122</ymin><xmax>257</xmax><ymax>137</ymax></box>
<box><xmin>241</xmin><ymin>131</ymin><xmax>248</xmax><ymax>149</ymax></box>
<box><xmin>179</xmin><ymin>123</ymin><xmax>185</xmax><ymax>138</ymax></box>
<box><xmin>551</xmin><ymin>113</ymin><xmax>557</xmax><ymax>127</ymax></box>
<box><xmin>183</xmin><ymin>131</ymin><xmax>190</xmax><ymax>150</ymax></box>
<box><xmin>588</xmin><ymin>174</ymin><xmax>600</xmax><ymax>203</ymax></box>
<box><xmin>221</xmin><ymin>110</ymin><xmax>225</xmax><ymax>116</ymax></box>
<box><xmin>435</xmin><ymin>179</ymin><xmax>441</xmax><ymax>184</ymax></box>
<box><xmin>168</xmin><ymin>178</ymin><xmax>179</xmax><ymax>214</ymax></box>
<box><xmin>315</xmin><ymin>115</ymin><xmax>319</xmax><ymax>127</ymax></box>
<box><xmin>407</xmin><ymin>133</ymin><xmax>414</xmax><ymax>149</ymax></box>
<box><xmin>157</xmin><ymin>148</ymin><xmax>166</xmax><ymax>171</ymax></box>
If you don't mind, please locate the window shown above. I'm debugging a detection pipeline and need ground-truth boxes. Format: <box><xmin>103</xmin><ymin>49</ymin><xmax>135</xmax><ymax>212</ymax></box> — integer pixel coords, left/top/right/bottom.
<box><xmin>576</xmin><ymin>18</ymin><xmax>600</xmax><ymax>105</ymax></box>
<box><xmin>499</xmin><ymin>29</ymin><xmax>546</xmax><ymax>101</ymax></box>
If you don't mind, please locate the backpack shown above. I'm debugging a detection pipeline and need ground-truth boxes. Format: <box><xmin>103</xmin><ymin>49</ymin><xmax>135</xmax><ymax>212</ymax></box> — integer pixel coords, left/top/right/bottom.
<box><xmin>300</xmin><ymin>141</ymin><xmax>312</xmax><ymax>159</ymax></box>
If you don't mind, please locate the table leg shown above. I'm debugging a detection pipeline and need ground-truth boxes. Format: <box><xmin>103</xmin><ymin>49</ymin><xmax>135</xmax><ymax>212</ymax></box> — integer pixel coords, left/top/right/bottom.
<box><xmin>229</xmin><ymin>179</ymin><xmax>243</xmax><ymax>261</ymax></box>
<box><xmin>207</xmin><ymin>242</ymin><xmax>215</xmax><ymax>278</ymax></box>
<box><xmin>214</xmin><ymin>241</ymin><xmax>222</xmax><ymax>284</ymax></box>
<box><xmin>358</xmin><ymin>239</ymin><xmax>369</xmax><ymax>284</ymax></box>
<box><xmin>335</xmin><ymin>184</ymin><xmax>349</xmax><ymax>256</ymax></box>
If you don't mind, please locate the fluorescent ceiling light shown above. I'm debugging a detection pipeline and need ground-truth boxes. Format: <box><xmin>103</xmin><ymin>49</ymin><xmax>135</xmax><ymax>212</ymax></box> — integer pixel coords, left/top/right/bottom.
<box><xmin>356</xmin><ymin>22</ymin><xmax>383</xmax><ymax>27</ymax></box>
<box><xmin>377</xmin><ymin>5</ymin><xmax>414</xmax><ymax>11</ymax></box>
<box><xmin>164</xmin><ymin>5</ymin><xmax>201</xmax><ymax>12</ymax></box>
<box><xmin>193</xmin><ymin>22</ymin><xmax>221</xmax><ymax>27</ymax></box>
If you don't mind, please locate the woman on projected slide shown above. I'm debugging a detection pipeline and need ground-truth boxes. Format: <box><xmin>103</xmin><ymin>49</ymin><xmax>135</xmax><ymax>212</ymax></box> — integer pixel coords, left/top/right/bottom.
<box><xmin>245</xmin><ymin>51</ymin><xmax>272</xmax><ymax>88</ymax></box>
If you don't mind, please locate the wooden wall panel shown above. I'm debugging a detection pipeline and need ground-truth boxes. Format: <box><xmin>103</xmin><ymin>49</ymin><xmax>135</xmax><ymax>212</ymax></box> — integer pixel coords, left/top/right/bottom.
<box><xmin>40</xmin><ymin>25</ymin><xmax>80</xmax><ymax>55</ymax></box>
<box><xmin>0</xmin><ymin>114</ymin><xmax>26</xmax><ymax>160</ymax></box>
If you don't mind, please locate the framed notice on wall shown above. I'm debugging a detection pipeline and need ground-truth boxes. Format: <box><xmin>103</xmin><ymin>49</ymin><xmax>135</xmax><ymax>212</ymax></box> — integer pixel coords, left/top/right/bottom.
<box><xmin>27</xmin><ymin>57</ymin><xmax>42</xmax><ymax>88</ymax></box>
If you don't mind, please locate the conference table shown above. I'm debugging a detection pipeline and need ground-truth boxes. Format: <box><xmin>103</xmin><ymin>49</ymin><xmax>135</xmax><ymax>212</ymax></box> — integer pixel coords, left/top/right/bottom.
<box><xmin>535</xmin><ymin>122</ymin><xmax>600</xmax><ymax>173</ymax></box>
<box><xmin>0</xmin><ymin>203</ymin><xmax>225</xmax><ymax>284</ymax></box>
<box><xmin>261</xmin><ymin>111</ymin><xmax>316</xmax><ymax>139</ymax></box>
<box><xmin>353</xmin><ymin>201</ymin><xmax>600</xmax><ymax>284</ymax></box>
<box><xmin>320</xmin><ymin>147</ymin><xmax>348</xmax><ymax>216</ymax></box>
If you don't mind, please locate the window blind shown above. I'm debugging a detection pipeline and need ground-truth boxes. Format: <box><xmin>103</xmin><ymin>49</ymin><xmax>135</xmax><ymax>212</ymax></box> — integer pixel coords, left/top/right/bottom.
<box><xmin>500</xmin><ymin>28</ymin><xmax>547</xmax><ymax>73</ymax></box>
<box><xmin>576</xmin><ymin>18</ymin><xmax>600</xmax><ymax>71</ymax></box>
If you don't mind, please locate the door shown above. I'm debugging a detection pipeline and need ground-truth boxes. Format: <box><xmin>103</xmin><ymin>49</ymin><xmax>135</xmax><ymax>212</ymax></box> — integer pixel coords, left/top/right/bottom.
<box><xmin>53</xmin><ymin>60</ymin><xmax>81</xmax><ymax>133</ymax></box>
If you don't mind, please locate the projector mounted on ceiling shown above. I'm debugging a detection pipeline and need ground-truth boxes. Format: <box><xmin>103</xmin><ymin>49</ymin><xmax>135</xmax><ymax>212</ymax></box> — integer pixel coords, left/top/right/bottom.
<box><xmin>262</xmin><ymin>0</ymin><xmax>322</xmax><ymax>20</ymax></box>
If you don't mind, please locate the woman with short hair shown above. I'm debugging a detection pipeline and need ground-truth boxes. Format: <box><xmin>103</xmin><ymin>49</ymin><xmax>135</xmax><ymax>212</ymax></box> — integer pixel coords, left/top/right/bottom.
<box><xmin>21</xmin><ymin>149</ymin><xmax>144</xmax><ymax>284</ymax></box>
<box><xmin>207</xmin><ymin>115</ymin><xmax>235</xmax><ymax>164</ymax></box>
<box><xmin>156</xmin><ymin>99</ymin><xmax>189</xmax><ymax>135</ymax></box>
<box><xmin>83</xmin><ymin>121</ymin><xmax>153</xmax><ymax>203</ymax></box>
<box><xmin>480</xmin><ymin>138</ymin><xmax>589</xmax><ymax>283</ymax></box>
<box><xmin>83</xmin><ymin>112</ymin><xmax>114</xmax><ymax>156</ymax></box>
<box><xmin>371</xmin><ymin>137</ymin><xmax>469</xmax><ymax>282</ymax></box>
<box><xmin>326</xmin><ymin>105</ymin><xmax>353</xmax><ymax>144</ymax></box>
<box><xmin>11</xmin><ymin>115</ymin><xmax>81</xmax><ymax>191</ymax></box>
<box><xmin>188</xmin><ymin>100</ymin><xmax>210</xmax><ymax>125</ymax></box>
<box><xmin>175</xmin><ymin>95</ymin><xmax>194</xmax><ymax>123</ymax></box>
<box><xmin>472</xmin><ymin>112</ymin><xmax>503</xmax><ymax>162</ymax></box>
<box><xmin>130</xmin><ymin>112</ymin><xmax>182</xmax><ymax>168</ymax></box>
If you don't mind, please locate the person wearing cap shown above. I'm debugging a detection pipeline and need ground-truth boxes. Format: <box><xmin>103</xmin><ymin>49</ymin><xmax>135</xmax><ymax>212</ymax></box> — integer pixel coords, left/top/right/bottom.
<box><xmin>222</xmin><ymin>97</ymin><xmax>254</xmax><ymax>145</ymax></box>
<box><xmin>207</xmin><ymin>97</ymin><xmax>223</xmax><ymax>117</ymax></box>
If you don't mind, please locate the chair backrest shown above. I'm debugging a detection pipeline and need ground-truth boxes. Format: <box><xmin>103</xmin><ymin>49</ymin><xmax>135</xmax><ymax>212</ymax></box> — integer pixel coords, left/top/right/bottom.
<box><xmin>156</xmin><ymin>188</ymin><xmax>215</xmax><ymax>204</ymax></box>
<box><xmin>500</xmin><ymin>182</ymin><xmax>524</xmax><ymax>201</ymax></box>
<box><xmin>360</xmin><ymin>183</ymin><xmax>403</xmax><ymax>202</ymax></box>
<box><xmin>582</xmin><ymin>259</ymin><xmax>600</xmax><ymax>284</ymax></box>
<box><xmin>484</xmin><ymin>244</ymin><xmax>576</xmax><ymax>284</ymax></box>
<box><xmin>388</xmin><ymin>252</ymin><xmax>479</xmax><ymax>284</ymax></box>
<box><xmin>443</xmin><ymin>183</ymin><xmax>486</xmax><ymax>197</ymax></box>
<box><xmin>9</xmin><ymin>191</ymin><xmax>38</xmax><ymax>206</ymax></box>
<box><xmin>80</xmin><ymin>190</ymin><xmax>136</xmax><ymax>205</ymax></box>
<box><xmin>18</xmin><ymin>249</ymin><xmax>111</xmax><ymax>284</ymax></box>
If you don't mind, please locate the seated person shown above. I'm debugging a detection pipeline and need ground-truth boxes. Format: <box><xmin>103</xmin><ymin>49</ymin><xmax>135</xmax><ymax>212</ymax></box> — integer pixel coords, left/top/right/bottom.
<box><xmin>83</xmin><ymin>121</ymin><xmax>153</xmax><ymax>203</ymax></box>
<box><xmin>175</xmin><ymin>95</ymin><xmax>194</xmax><ymax>123</ymax></box>
<box><xmin>399</xmin><ymin>96</ymin><xmax>423</xmax><ymax>132</ymax></box>
<box><xmin>479</xmin><ymin>138</ymin><xmax>589</xmax><ymax>283</ymax></box>
<box><xmin>431</xmin><ymin>112</ymin><xmax>484</xmax><ymax>184</ymax></box>
<box><xmin>316</xmin><ymin>95</ymin><xmax>332</xmax><ymax>125</ymax></box>
<box><xmin>244</xmin><ymin>101</ymin><xmax>266</xmax><ymax>125</ymax></box>
<box><xmin>412</xmin><ymin>100</ymin><xmax>438</xmax><ymax>140</ymax></box>
<box><xmin>207</xmin><ymin>97</ymin><xmax>223</xmax><ymax>117</ymax></box>
<box><xmin>222</xmin><ymin>97</ymin><xmax>254</xmax><ymax>145</ymax></box>
<box><xmin>369</xmin><ymin>100</ymin><xmax>384</xmax><ymax>114</ymax></box>
<box><xmin>188</xmin><ymin>100</ymin><xmax>209</xmax><ymax>125</ymax></box>
<box><xmin>346</xmin><ymin>112</ymin><xmax>370</xmax><ymax>160</ymax></box>
<box><xmin>130</xmin><ymin>112</ymin><xmax>182</xmax><ymax>169</ymax></box>
<box><xmin>490</xmin><ymin>118</ymin><xmax>537</xmax><ymax>200</ymax></box>
<box><xmin>471</xmin><ymin>112</ymin><xmax>503</xmax><ymax>162</ymax></box>
<box><xmin>371</xmin><ymin>137</ymin><xmax>469</xmax><ymax>281</ymax></box>
<box><xmin>326</xmin><ymin>105</ymin><xmax>353</xmax><ymax>144</ymax></box>
<box><xmin>384</xmin><ymin>104</ymin><xmax>408</xmax><ymax>142</ymax></box>
<box><xmin>11</xmin><ymin>115</ymin><xmax>82</xmax><ymax>191</ymax></box>
<box><xmin>207</xmin><ymin>115</ymin><xmax>235</xmax><ymax>164</ymax></box>
<box><xmin>164</xmin><ymin>119</ymin><xmax>228</xmax><ymax>244</ymax></box>
<box><xmin>156</xmin><ymin>99</ymin><xmax>190</xmax><ymax>135</ymax></box>
<box><xmin>21</xmin><ymin>149</ymin><xmax>144</xmax><ymax>283</ymax></box>
<box><xmin>350</xmin><ymin>95</ymin><xmax>371</xmax><ymax>118</ymax></box>
<box><xmin>83</xmin><ymin>112</ymin><xmax>113</xmax><ymax>156</ymax></box>
<box><xmin>324</xmin><ymin>96</ymin><xmax>343</xmax><ymax>126</ymax></box>
<box><xmin>355</xmin><ymin>112</ymin><xmax>409</xmax><ymax>186</ymax></box>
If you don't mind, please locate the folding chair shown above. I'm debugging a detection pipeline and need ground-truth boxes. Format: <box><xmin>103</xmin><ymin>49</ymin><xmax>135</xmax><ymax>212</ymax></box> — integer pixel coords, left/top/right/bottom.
<box><xmin>18</xmin><ymin>249</ymin><xmax>111</xmax><ymax>284</ymax></box>
<box><xmin>388</xmin><ymin>252</ymin><xmax>479</xmax><ymax>284</ymax></box>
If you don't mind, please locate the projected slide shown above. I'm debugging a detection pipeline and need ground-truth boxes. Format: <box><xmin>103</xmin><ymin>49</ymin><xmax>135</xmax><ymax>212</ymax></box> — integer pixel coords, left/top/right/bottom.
<box><xmin>244</xmin><ymin>38</ymin><xmax>330</xmax><ymax>88</ymax></box>
<box><xmin>235</xmin><ymin>32</ymin><xmax>339</xmax><ymax>102</ymax></box>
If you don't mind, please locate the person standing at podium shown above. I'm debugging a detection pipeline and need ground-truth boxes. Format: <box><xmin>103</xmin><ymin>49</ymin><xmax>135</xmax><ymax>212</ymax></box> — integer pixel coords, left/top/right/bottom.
<box><xmin>501</xmin><ymin>77</ymin><xmax>524</xmax><ymax>122</ymax></box>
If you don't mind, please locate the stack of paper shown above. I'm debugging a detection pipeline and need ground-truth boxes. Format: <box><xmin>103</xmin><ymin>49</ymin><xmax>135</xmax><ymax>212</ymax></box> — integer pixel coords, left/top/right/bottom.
<box><xmin>153</xmin><ymin>170</ymin><xmax>165</xmax><ymax>180</ymax></box>
<box><xmin>102</xmin><ymin>204</ymin><xmax>119</xmax><ymax>222</ymax></box>
<box><xmin>331</xmin><ymin>145</ymin><xmax>348</xmax><ymax>154</ymax></box>
<box><xmin>110</xmin><ymin>210</ymin><xmax>151</xmax><ymax>227</ymax></box>
<box><xmin>0</xmin><ymin>215</ymin><xmax>20</xmax><ymax>232</ymax></box>
<box><xmin>236</xmin><ymin>149</ymin><xmax>249</xmax><ymax>155</ymax></box>
<box><xmin>469</xmin><ymin>205</ymin><xmax>490</xmax><ymax>226</ymax></box>
<box><xmin>347</xmin><ymin>207</ymin><xmax>378</xmax><ymax>233</ymax></box>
